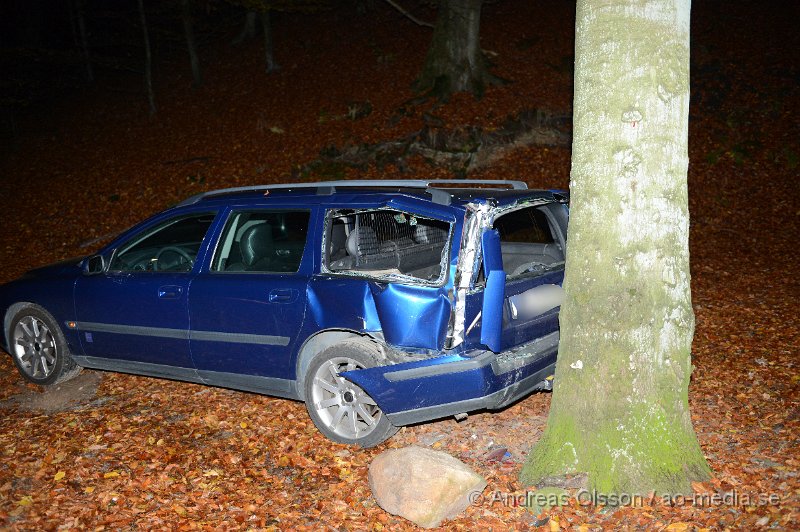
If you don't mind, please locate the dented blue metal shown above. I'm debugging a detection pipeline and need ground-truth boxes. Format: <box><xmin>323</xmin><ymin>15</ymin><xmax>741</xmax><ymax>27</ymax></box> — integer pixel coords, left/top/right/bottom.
<box><xmin>369</xmin><ymin>283</ymin><xmax>451</xmax><ymax>349</ymax></box>
<box><xmin>0</xmin><ymin>181</ymin><xmax>569</xmax><ymax>444</ymax></box>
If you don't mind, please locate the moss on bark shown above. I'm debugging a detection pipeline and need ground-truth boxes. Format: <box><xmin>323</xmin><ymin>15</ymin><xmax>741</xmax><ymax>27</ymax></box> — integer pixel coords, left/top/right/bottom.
<box><xmin>520</xmin><ymin>0</ymin><xmax>711</xmax><ymax>497</ymax></box>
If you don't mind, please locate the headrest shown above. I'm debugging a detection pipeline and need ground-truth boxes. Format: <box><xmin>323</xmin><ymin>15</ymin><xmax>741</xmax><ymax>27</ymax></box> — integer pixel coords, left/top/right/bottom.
<box><xmin>240</xmin><ymin>223</ymin><xmax>273</xmax><ymax>266</ymax></box>
<box><xmin>346</xmin><ymin>226</ymin><xmax>378</xmax><ymax>257</ymax></box>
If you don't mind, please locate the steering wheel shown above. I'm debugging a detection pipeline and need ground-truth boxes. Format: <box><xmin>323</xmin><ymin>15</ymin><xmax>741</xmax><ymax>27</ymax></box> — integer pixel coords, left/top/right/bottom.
<box><xmin>154</xmin><ymin>246</ymin><xmax>194</xmax><ymax>272</ymax></box>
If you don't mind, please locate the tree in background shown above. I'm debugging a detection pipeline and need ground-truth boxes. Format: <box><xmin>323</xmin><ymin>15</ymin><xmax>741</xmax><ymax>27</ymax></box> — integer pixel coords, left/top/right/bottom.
<box><xmin>70</xmin><ymin>0</ymin><xmax>94</xmax><ymax>82</ymax></box>
<box><xmin>229</xmin><ymin>0</ymin><xmax>329</xmax><ymax>73</ymax></box>
<box><xmin>137</xmin><ymin>0</ymin><xmax>156</xmax><ymax>115</ymax></box>
<box><xmin>520</xmin><ymin>0</ymin><xmax>711</xmax><ymax>496</ymax></box>
<box><xmin>413</xmin><ymin>0</ymin><xmax>501</xmax><ymax>99</ymax></box>
<box><xmin>180</xmin><ymin>0</ymin><xmax>203</xmax><ymax>87</ymax></box>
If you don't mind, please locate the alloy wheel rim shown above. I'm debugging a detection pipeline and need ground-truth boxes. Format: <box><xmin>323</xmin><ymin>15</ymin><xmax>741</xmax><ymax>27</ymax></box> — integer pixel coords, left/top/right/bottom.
<box><xmin>13</xmin><ymin>316</ymin><xmax>57</xmax><ymax>380</ymax></box>
<box><xmin>310</xmin><ymin>356</ymin><xmax>381</xmax><ymax>440</ymax></box>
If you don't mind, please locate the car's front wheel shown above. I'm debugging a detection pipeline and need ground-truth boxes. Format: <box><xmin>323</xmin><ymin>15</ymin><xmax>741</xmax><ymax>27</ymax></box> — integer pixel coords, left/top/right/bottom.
<box><xmin>9</xmin><ymin>305</ymin><xmax>81</xmax><ymax>386</ymax></box>
<box><xmin>304</xmin><ymin>340</ymin><xmax>397</xmax><ymax>447</ymax></box>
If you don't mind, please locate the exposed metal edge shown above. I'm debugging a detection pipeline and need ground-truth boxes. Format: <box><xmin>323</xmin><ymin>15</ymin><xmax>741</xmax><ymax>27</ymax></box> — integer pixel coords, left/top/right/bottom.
<box><xmin>447</xmin><ymin>201</ymin><xmax>493</xmax><ymax>349</ymax></box>
<box><xmin>383</xmin><ymin>351</ymin><xmax>496</xmax><ymax>382</ymax></box>
<box><xmin>385</xmin><ymin>365</ymin><xmax>555</xmax><ymax>426</ymax></box>
<box><xmin>73</xmin><ymin>322</ymin><xmax>289</xmax><ymax>346</ymax></box>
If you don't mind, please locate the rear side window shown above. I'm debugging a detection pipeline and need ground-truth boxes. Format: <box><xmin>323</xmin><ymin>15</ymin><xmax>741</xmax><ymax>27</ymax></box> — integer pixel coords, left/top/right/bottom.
<box><xmin>475</xmin><ymin>205</ymin><xmax>565</xmax><ymax>286</ymax></box>
<box><xmin>495</xmin><ymin>205</ymin><xmax>564</xmax><ymax>279</ymax></box>
<box><xmin>212</xmin><ymin>210</ymin><xmax>310</xmax><ymax>273</ymax></box>
<box><xmin>324</xmin><ymin>208</ymin><xmax>451</xmax><ymax>284</ymax></box>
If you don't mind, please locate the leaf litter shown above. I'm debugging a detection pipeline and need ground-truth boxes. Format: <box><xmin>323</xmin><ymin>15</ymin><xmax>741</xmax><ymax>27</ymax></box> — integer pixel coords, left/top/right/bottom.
<box><xmin>0</xmin><ymin>1</ymin><xmax>797</xmax><ymax>529</ymax></box>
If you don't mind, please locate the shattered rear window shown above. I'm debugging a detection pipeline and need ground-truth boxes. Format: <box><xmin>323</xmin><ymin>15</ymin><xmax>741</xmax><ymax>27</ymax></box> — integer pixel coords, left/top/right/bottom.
<box><xmin>323</xmin><ymin>208</ymin><xmax>451</xmax><ymax>284</ymax></box>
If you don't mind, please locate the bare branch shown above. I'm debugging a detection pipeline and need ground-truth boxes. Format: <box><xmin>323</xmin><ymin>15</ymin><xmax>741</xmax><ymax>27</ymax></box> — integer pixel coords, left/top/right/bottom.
<box><xmin>383</xmin><ymin>0</ymin><xmax>434</xmax><ymax>28</ymax></box>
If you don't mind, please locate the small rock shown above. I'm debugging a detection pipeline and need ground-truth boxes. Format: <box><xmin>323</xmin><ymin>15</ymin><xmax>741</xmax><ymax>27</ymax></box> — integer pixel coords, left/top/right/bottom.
<box><xmin>418</xmin><ymin>432</ymin><xmax>447</xmax><ymax>446</ymax></box>
<box><xmin>369</xmin><ymin>445</ymin><xmax>486</xmax><ymax>528</ymax></box>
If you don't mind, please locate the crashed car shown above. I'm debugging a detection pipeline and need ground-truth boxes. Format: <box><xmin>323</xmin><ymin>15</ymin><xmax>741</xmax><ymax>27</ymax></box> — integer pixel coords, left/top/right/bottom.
<box><xmin>0</xmin><ymin>179</ymin><xmax>568</xmax><ymax>447</ymax></box>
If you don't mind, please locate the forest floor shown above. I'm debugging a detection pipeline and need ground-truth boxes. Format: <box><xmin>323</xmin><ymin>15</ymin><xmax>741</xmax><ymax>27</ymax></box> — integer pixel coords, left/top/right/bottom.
<box><xmin>0</xmin><ymin>1</ymin><xmax>798</xmax><ymax>530</ymax></box>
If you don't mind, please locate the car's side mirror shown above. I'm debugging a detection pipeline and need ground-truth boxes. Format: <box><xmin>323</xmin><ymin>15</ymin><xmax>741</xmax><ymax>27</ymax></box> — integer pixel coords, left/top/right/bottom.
<box><xmin>83</xmin><ymin>255</ymin><xmax>106</xmax><ymax>275</ymax></box>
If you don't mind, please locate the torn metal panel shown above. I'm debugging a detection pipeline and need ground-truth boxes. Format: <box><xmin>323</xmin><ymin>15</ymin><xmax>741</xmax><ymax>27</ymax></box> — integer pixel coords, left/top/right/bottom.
<box><xmin>447</xmin><ymin>201</ymin><xmax>493</xmax><ymax>349</ymax></box>
<box><xmin>306</xmin><ymin>276</ymin><xmax>450</xmax><ymax>351</ymax></box>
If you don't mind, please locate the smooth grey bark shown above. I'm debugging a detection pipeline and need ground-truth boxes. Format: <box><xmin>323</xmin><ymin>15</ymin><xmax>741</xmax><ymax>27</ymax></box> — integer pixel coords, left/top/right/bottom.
<box><xmin>180</xmin><ymin>0</ymin><xmax>203</xmax><ymax>87</ymax></box>
<box><xmin>137</xmin><ymin>0</ymin><xmax>156</xmax><ymax>115</ymax></box>
<box><xmin>520</xmin><ymin>0</ymin><xmax>709</xmax><ymax>496</ymax></box>
<box><xmin>414</xmin><ymin>0</ymin><xmax>500</xmax><ymax>99</ymax></box>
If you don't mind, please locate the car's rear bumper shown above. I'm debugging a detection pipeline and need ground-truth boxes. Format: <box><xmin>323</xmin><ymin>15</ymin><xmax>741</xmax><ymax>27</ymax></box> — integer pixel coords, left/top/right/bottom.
<box><xmin>341</xmin><ymin>331</ymin><xmax>559</xmax><ymax>426</ymax></box>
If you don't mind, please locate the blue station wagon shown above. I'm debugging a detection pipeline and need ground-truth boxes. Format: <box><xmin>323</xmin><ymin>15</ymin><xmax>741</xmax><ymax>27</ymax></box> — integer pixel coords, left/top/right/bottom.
<box><xmin>0</xmin><ymin>180</ymin><xmax>569</xmax><ymax>447</ymax></box>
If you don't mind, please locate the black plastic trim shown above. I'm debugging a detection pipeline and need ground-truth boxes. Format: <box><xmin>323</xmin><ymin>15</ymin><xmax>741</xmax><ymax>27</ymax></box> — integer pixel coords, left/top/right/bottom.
<box><xmin>73</xmin><ymin>356</ymin><xmax>203</xmax><ymax>383</ymax></box>
<box><xmin>72</xmin><ymin>356</ymin><xmax>299</xmax><ymax>400</ymax></box>
<box><xmin>73</xmin><ymin>321</ymin><xmax>289</xmax><ymax>346</ymax></box>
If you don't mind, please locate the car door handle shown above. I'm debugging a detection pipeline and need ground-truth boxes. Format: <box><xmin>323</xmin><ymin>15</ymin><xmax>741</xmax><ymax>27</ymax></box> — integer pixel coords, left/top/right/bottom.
<box><xmin>269</xmin><ymin>288</ymin><xmax>298</xmax><ymax>303</ymax></box>
<box><xmin>158</xmin><ymin>285</ymin><xmax>184</xmax><ymax>299</ymax></box>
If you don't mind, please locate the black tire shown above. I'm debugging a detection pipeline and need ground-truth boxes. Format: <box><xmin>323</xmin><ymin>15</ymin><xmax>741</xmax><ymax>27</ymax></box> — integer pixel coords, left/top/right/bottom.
<box><xmin>304</xmin><ymin>339</ymin><xmax>398</xmax><ymax>448</ymax></box>
<box><xmin>8</xmin><ymin>305</ymin><xmax>81</xmax><ymax>386</ymax></box>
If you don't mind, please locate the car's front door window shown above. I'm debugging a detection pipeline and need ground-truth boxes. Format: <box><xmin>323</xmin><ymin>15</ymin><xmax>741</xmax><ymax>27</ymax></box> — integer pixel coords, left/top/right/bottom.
<box><xmin>109</xmin><ymin>213</ymin><xmax>216</xmax><ymax>272</ymax></box>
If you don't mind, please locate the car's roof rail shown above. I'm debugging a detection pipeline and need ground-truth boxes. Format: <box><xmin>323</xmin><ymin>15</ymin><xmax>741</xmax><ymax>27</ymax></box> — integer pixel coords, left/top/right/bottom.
<box><xmin>176</xmin><ymin>179</ymin><xmax>528</xmax><ymax>207</ymax></box>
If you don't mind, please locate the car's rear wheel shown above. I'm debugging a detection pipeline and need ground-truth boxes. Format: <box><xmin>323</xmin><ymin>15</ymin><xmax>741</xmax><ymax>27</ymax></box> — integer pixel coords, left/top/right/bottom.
<box><xmin>9</xmin><ymin>305</ymin><xmax>81</xmax><ymax>386</ymax></box>
<box><xmin>304</xmin><ymin>340</ymin><xmax>397</xmax><ymax>447</ymax></box>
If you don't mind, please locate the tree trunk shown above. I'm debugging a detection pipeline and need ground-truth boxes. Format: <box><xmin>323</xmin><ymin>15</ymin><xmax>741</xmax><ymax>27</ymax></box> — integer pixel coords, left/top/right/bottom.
<box><xmin>138</xmin><ymin>0</ymin><xmax>156</xmax><ymax>116</ymax></box>
<box><xmin>520</xmin><ymin>0</ymin><xmax>710</xmax><ymax>497</ymax></box>
<box><xmin>76</xmin><ymin>0</ymin><xmax>93</xmax><ymax>83</ymax></box>
<box><xmin>414</xmin><ymin>0</ymin><xmax>500</xmax><ymax>100</ymax></box>
<box><xmin>261</xmin><ymin>10</ymin><xmax>280</xmax><ymax>73</ymax></box>
<box><xmin>180</xmin><ymin>0</ymin><xmax>203</xmax><ymax>88</ymax></box>
<box><xmin>232</xmin><ymin>10</ymin><xmax>257</xmax><ymax>45</ymax></box>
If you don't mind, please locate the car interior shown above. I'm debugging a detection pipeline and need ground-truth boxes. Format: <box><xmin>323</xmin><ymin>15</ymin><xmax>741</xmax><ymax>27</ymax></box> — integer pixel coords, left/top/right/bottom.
<box><xmin>326</xmin><ymin>209</ymin><xmax>451</xmax><ymax>282</ymax></box>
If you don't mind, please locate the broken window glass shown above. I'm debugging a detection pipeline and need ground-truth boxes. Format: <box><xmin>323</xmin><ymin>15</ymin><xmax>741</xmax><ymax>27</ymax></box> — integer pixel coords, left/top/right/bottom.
<box><xmin>324</xmin><ymin>208</ymin><xmax>451</xmax><ymax>284</ymax></box>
